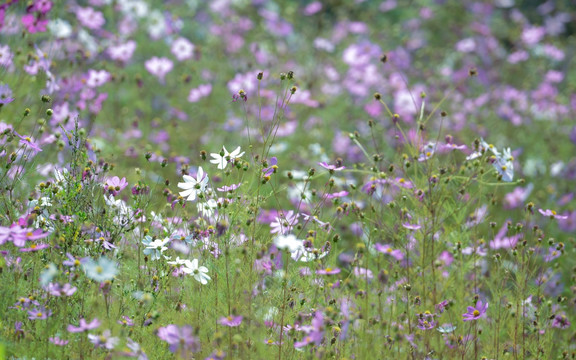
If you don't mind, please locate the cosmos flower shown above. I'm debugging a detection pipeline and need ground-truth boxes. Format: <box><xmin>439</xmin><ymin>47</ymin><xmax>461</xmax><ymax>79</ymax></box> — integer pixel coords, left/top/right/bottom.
<box><xmin>178</xmin><ymin>167</ymin><xmax>209</xmax><ymax>202</ymax></box>
<box><xmin>210</xmin><ymin>146</ymin><xmax>245</xmax><ymax>170</ymax></box>
<box><xmin>462</xmin><ymin>300</ymin><xmax>488</xmax><ymax>321</ymax></box>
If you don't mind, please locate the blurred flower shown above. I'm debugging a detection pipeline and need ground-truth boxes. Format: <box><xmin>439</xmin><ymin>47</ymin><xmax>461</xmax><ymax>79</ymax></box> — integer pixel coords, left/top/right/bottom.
<box><xmin>76</xmin><ymin>7</ymin><xmax>105</xmax><ymax>30</ymax></box>
<box><xmin>49</xmin><ymin>336</ymin><xmax>68</xmax><ymax>346</ymax></box>
<box><xmin>171</xmin><ymin>37</ymin><xmax>195</xmax><ymax>61</ymax></box>
<box><xmin>28</xmin><ymin>307</ymin><xmax>51</xmax><ymax>320</ymax></box>
<box><xmin>145</xmin><ymin>57</ymin><xmax>173</xmax><ymax>83</ymax></box>
<box><xmin>82</xmin><ymin>257</ymin><xmax>118</xmax><ymax>282</ymax></box>
<box><xmin>67</xmin><ymin>318</ymin><xmax>101</xmax><ymax>333</ymax></box>
<box><xmin>88</xmin><ymin>329</ymin><xmax>119</xmax><ymax>349</ymax></box>
<box><xmin>538</xmin><ymin>209</ymin><xmax>568</xmax><ymax>220</ymax></box>
<box><xmin>374</xmin><ymin>243</ymin><xmax>404</xmax><ymax>261</ymax></box>
<box><xmin>157</xmin><ymin>324</ymin><xmax>200</xmax><ymax>355</ymax></box>
<box><xmin>273</xmin><ymin>233</ymin><xmax>304</xmax><ymax>253</ymax></box>
<box><xmin>462</xmin><ymin>300</ymin><xmax>488</xmax><ymax>321</ymax></box>
<box><xmin>0</xmin><ymin>84</ymin><xmax>14</xmax><ymax>104</ymax></box>
<box><xmin>218</xmin><ymin>315</ymin><xmax>243</xmax><ymax>327</ymax></box>
<box><xmin>417</xmin><ymin>312</ymin><xmax>436</xmax><ymax>330</ymax></box>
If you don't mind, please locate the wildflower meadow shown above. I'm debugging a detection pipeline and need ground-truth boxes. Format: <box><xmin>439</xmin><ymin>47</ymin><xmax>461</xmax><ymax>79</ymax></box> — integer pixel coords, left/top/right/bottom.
<box><xmin>1</xmin><ymin>0</ymin><xmax>575</xmax><ymax>359</ymax></box>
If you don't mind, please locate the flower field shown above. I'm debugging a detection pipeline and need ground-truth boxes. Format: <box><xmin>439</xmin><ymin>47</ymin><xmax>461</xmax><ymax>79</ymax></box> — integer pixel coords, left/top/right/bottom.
<box><xmin>0</xmin><ymin>0</ymin><xmax>575</xmax><ymax>359</ymax></box>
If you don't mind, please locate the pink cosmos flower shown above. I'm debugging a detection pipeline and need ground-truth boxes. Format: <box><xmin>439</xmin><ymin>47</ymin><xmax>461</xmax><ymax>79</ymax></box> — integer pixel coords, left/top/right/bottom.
<box><xmin>104</xmin><ymin>176</ymin><xmax>128</xmax><ymax>196</ymax></box>
<box><xmin>67</xmin><ymin>318</ymin><xmax>101</xmax><ymax>333</ymax></box>
<box><xmin>76</xmin><ymin>7</ymin><xmax>105</xmax><ymax>29</ymax></box>
<box><xmin>316</xmin><ymin>267</ymin><xmax>341</xmax><ymax>275</ymax></box>
<box><xmin>145</xmin><ymin>57</ymin><xmax>173</xmax><ymax>83</ymax></box>
<box><xmin>374</xmin><ymin>243</ymin><xmax>404</xmax><ymax>261</ymax></box>
<box><xmin>538</xmin><ymin>209</ymin><xmax>568</xmax><ymax>220</ymax></box>
<box><xmin>171</xmin><ymin>37</ymin><xmax>195</xmax><ymax>61</ymax></box>
<box><xmin>218</xmin><ymin>315</ymin><xmax>243</xmax><ymax>327</ymax></box>
<box><xmin>318</xmin><ymin>161</ymin><xmax>345</xmax><ymax>172</ymax></box>
<box><xmin>21</xmin><ymin>14</ymin><xmax>48</xmax><ymax>33</ymax></box>
<box><xmin>85</xmin><ymin>70</ymin><xmax>110</xmax><ymax>88</ymax></box>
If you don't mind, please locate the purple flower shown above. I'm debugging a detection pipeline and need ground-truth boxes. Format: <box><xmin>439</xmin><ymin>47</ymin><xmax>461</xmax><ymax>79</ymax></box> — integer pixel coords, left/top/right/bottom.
<box><xmin>462</xmin><ymin>300</ymin><xmax>488</xmax><ymax>321</ymax></box>
<box><xmin>28</xmin><ymin>307</ymin><xmax>51</xmax><ymax>320</ymax></box>
<box><xmin>489</xmin><ymin>222</ymin><xmax>522</xmax><ymax>250</ymax></box>
<box><xmin>157</xmin><ymin>324</ymin><xmax>200</xmax><ymax>355</ymax></box>
<box><xmin>374</xmin><ymin>243</ymin><xmax>404</xmax><ymax>261</ymax></box>
<box><xmin>551</xmin><ymin>314</ymin><xmax>570</xmax><ymax>329</ymax></box>
<box><xmin>217</xmin><ymin>182</ymin><xmax>242</xmax><ymax>192</ymax></box>
<box><xmin>538</xmin><ymin>209</ymin><xmax>568</xmax><ymax>220</ymax></box>
<box><xmin>17</xmin><ymin>134</ymin><xmax>42</xmax><ymax>154</ymax></box>
<box><xmin>262</xmin><ymin>157</ymin><xmax>278</xmax><ymax>177</ymax></box>
<box><xmin>19</xmin><ymin>243</ymin><xmax>50</xmax><ymax>252</ymax></box>
<box><xmin>417</xmin><ymin>312</ymin><xmax>436</xmax><ymax>330</ymax></box>
<box><xmin>218</xmin><ymin>315</ymin><xmax>243</xmax><ymax>327</ymax></box>
<box><xmin>117</xmin><ymin>316</ymin><xmax>134</xmax><ymax>326</ymax></box>
<box><xmin>67</xmin><ymin>317</ymin><xmax>101</xmax><ymax>333</ymax></box>
<box><xmin>318</xmin><ymin>161</ymin><xmax>345</xmax><ymax>172</ymax></box>
<box><xmin>294</xmin><ymin>311</ymin><xmax>324</xmax><ymax>348</ymax></box>
<box><xmin>0</xmin><ymin>225</ymin><xmax>49</xmax><ymax>247</ymax></box>
<box><xmin>435</xmin><ymin>300</ymin><xmax>449</xmax><ymax>313</ymax></box>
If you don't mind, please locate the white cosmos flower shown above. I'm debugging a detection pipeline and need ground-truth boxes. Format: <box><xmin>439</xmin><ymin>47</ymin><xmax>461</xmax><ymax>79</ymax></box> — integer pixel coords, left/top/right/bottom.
<box><xmin>273</xmin><ymin>234</ymin><xmax>304</xmax><ymax>253</ymax></box>
<box><xmin>210</xmin><ymin>146</ymin><xmax>245</xmax><ymax>170</ymax></box>
<box><xmin>177</xmin><ymin>167</ymin><xmax>209</xmax><ymax>202</ymax></box>
<box><xmin>143</xmin><ymin>237</ymin><xmax>171</xmax><ymax>261</ymax></box>
<box><xmin>181</xmin><ymin>259</ymin><xmax>211</xmax><ymax>285</ymax></box>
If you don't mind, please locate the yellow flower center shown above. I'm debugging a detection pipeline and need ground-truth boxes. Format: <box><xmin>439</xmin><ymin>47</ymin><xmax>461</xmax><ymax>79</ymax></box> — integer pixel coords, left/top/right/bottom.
<box><xmin>473</xmin><ymin>310</ymin><xmax>480</xmax><ymax>317</ymax></box>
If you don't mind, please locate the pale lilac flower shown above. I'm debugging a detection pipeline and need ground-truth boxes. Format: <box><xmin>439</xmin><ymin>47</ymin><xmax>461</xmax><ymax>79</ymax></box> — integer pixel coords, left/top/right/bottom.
<box><xmin>85</xmin><ymin>69</ymin><xmax>110</xmax><ymax>88</ymax></box>
<box><xmin>462</xmin><ymin>300</ymin><xmax>488</xmax><ymax>321</ymax></box>
<box><xmin>67</xmin><ymin>318</ymin><xmax>101</xmax><ymax>333</ymax></box>
<box><xmin>187</xmin><ymin>84</ymin><xmax>212</xmax><ymax>102</ymax></box>
<box><xmin>157</xmin><ymin>325</ymin><xmax>200</xmax><ymax>355</ymax></box>
<box><xmin>218</xmin><ymin>315</ymin><xmax>243</xmax><ymax>327</ymax></box>
<box><xmin>104</xmin><ymin>176</ymin><xmax>128</xmax><ymax>196</ymax></box>
<box><xmin>28</xmin><ymin>307</ymin><xmax>51</xmax><ymax>320</ymax></box>
<box><xmin>108</xmin><ymin>41</ymin><xmax>137</xmax><ymax>63</ymax></box>
<box><xmin>145</xmin><ymin>57</ymin><xmax>173</xmax><ymax>83</ymax></box>
<box><xmin>76</xmin><ymin>7</ymin><xmax>105</xmax><ymax>29</ymax></box>
<box><xmin>0</xmin><ymin>84</ymin><xmax>15</xmax><ymax>104</ymax></box>
<box><xmin>316</xmin><ymin>267</ymin><xmax>340</xmax><ymax>275</ymax></box>
<box><xmin>538</xmin><ymin>209</ymin><xmax>568</xmax><ymax>220</ymax></box>
<box><xmin>303</xmin><ymin>2</ymin><xmax>322</xmax><ymax>15</ymax></box>
<box><xmin>270</xmin><ymin>211</ymin><xmax>299</xmax><ymax>235</ymax></box>
<box><xmin>489</xmin><ymin>222</ymin><xmax>522</xmax><ymax>250</ymax></box>
<box><xmin>171</xmin><ymin>37</ymin><xmax>195</xmax><ymax>61</ymax></box>
<box><xmin>49</xmin><ymin>336</ymin><xmax>69</xmax><ymax>346</ymax></box>
<box><xmin>117</xmin><ymin>316</ymin><xmax>134</xmax><ymax>326</ymax></box>
<box><xmin>374</xmin><ymin>243</ymin><xmax>404</xmax><ymax>261</ymax></box>
<box><xmin>217</xmin><ymin>182</ymin><xmax>241</xmax><ymax>192</ymax></box>
<box><xmin>318</xmin><ymin>161</ymin><xmax>345</xmax><ymax>172</ymax></box>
